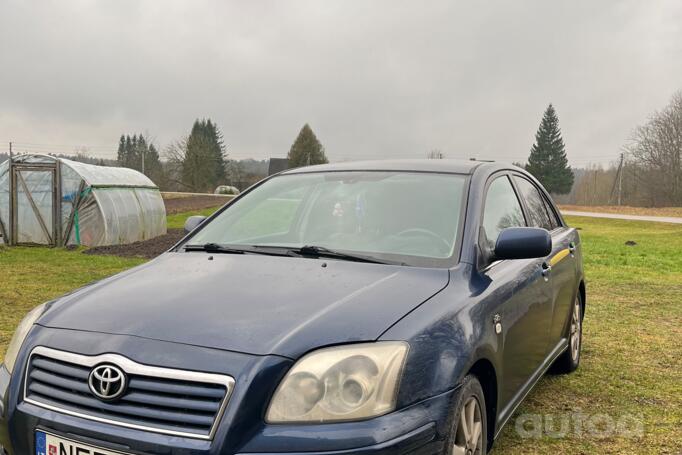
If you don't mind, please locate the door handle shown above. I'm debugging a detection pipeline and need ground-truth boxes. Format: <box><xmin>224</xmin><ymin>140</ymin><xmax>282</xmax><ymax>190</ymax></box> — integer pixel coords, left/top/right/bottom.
<box><xmin>542</xmin><ymin>262</ymin><xmax>552</xmax><ymax>277</ymax></box>
<box><xmin>569</xmin><ymin>242</ymin><xmax>576</xmax><ymax>254</ymax></box>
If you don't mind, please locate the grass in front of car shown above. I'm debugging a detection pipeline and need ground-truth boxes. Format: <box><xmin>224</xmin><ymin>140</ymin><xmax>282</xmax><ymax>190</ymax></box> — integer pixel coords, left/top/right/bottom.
<box><xmin>1</xmin><ymin>213</ymin><xmax>680</xmax><ymax>453</ymax></box>
<box><xmin>0</xmin><ymin>207</ymin><xmax>221</xmax><ymax>360</ymax></box>
<box><xmin>0</xmin><ymin>247</ymin><xmax>145</xmax><ymax>361</ymax></box>
<box><xmin>495</xmin><ymin>216</ymin><xmax>682</xmax><ymax>454</ymax></box>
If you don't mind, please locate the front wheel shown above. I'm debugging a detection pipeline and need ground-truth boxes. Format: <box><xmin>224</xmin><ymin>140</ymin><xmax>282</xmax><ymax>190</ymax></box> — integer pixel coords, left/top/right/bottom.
<box><xmin>446</xmin><ymin>375</ymin><xmax>487</xmax><ymax>455</ymax></box>
<box><xmin>552</xmin><ymin>292</ymin><xmax>583</xmax><ymax>374</ymax></box>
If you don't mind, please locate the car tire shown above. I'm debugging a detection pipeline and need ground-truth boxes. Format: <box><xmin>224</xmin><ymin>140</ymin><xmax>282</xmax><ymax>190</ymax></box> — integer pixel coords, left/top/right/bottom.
<box><xmin>551</xmin><ymin>292</ymin><xmax>583</xmax><ymax>374</ymax></box>
<box><xmin>446</xmin><ymin>374</ymin><xmax>488</xmax><ymax>455</ymax></box>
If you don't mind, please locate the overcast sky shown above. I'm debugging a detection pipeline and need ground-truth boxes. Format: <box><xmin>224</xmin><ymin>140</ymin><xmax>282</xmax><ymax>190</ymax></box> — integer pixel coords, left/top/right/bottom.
<box><xmin>1</xmin><ymin>0</ymin><xmax>681</xmax><ymax>166</ymax></box>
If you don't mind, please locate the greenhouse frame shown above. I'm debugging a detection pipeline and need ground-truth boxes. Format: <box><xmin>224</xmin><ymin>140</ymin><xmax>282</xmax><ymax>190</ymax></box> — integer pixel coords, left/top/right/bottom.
<box><xmin>0</xmin><ymin>154</ymin><xmax>166</xmax><ymax>247</ymax></box>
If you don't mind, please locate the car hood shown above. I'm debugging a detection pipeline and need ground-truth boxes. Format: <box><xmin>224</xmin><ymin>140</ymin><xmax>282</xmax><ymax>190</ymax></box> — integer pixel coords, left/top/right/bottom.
<box><xmin>40</xmin><ymin>253</ymin><xmax>449</xmax><ymax>358</ymax></box>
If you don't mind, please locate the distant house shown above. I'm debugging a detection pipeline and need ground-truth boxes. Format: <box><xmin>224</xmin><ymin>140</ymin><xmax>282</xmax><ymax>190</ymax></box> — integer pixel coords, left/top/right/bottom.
<box><xmin>268</xmin><ymin>158</ymin><xmax>289</xmax><ymax>176</ymax></box>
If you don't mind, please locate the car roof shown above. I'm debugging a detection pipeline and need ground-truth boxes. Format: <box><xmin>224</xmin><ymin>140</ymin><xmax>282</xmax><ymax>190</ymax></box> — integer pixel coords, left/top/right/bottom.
<box><xmin>282</xmin><ymin>159</ymin><xmax>493</xmax><ymax>175</ymax></box>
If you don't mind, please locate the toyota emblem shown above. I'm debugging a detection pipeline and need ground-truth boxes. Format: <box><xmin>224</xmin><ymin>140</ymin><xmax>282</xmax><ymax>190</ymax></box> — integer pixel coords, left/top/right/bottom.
<box><xmin>88</xmin><ymin>364</ymin><xmax>127</xmax><ymax>401</ymax></box>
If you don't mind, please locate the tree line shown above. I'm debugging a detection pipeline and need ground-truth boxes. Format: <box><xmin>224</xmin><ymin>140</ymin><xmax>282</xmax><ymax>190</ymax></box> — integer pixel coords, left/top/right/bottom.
<box><xmin>521</xmin><ymin>93</ymin><xmax>682</xmax><ymax>207</ymax></box>
<box><xmin>557</xmin><ymin>92</ymin><xmax>682</xmax><ymax>207</ymax></box>
<box><xmin>116</xmin><ymin>121</ymin><xmax>328</xmax><ymax>193</ymax></box>
<box><xmin>625</xmin><ymin>92</ymin><xmax>682</xmax><ymax>206</ymax></box>
<box><xmin>5</xmin><ymin>91</ymin><xmax>678</xmax><ymax>206</ymax></box>
<box><xmin>429</xmin><ymin>92</ymin><xmax>680</xmax><ymax>208</ymax></box>
<box><xmin>428</xmin><ymin>103</ymin><xmax>576</xmax><ymax>195</ymax></box>
<box><xmin>117</xmin><ymin>134</ymin><xmax>163</xmax><ymax>185</ymax></box>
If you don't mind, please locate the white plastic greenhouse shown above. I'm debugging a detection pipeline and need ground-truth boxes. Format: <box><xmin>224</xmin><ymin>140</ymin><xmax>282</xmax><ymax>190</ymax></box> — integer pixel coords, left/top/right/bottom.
<box><xmin>0</xmin><ymin>154</ymin><xmax>166</xmax><ymax>247</ymax></box>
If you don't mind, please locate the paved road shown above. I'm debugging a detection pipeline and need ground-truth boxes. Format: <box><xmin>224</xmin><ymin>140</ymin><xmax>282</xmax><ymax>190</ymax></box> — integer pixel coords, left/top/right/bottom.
<box><xmin>562</xmin><ymin>210</ymin><xmax>682</xmax><ymax>224</ymax></box>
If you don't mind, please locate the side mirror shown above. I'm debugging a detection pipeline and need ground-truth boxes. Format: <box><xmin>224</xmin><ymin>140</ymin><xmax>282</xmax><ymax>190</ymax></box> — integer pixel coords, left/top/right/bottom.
<box><xmin>494</xmin><ymin>227</ymin><xmax>551</xmax><ymax>260</ymax></box>
<box><xmin>184</xmin><ymin>216</ymin><xmax>207</xmax><ymax>234</ymax></box>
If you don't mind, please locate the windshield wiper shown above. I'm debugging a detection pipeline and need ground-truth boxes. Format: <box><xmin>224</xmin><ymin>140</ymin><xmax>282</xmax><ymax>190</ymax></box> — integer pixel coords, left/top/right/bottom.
<box><xmin>184</xmin><ymin>243</ymin><xmax>404</xmax><ymax>265</ymax></box>
<box><xmin>183</xmin><ymin>243</ymin><xmax>292</xmax><ymax>257</ymax></box>
<box><xmin>184</xmin><ymin>243</ymin><xmax>248</xmax><ymax>254</ymax></box>
<box><xmin>290</xmin><ymin>245</ymin><xmax>404</xmax><ymax>265</ymax></box>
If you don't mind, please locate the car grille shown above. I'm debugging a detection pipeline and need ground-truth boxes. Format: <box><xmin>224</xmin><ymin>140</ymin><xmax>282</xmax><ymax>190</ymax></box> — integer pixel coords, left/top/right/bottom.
<box><xmin>23</xmin><ymin>347</ymin><xmax>235</xmax><ymax>440</ymax></box>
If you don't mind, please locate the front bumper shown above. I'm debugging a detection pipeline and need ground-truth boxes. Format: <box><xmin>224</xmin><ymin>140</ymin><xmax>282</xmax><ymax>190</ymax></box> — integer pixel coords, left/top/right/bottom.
<box><xmin>0</xmin><ymin>328</ymin><xmax>455</xmax><ymax>454</ymax></box>
<box><xmin>235</xmin><ymin>423</ymin><xmax>439</xmax><ymax>454</ymax></box>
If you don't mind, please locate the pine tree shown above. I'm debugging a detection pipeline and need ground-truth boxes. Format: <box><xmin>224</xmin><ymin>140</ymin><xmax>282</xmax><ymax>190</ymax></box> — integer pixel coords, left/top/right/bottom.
<box><xmin>526</xmin><ymin>104</ymin><xmax>574</xmax><ymax>194</ymax></box>
<box><xmin>182</xmin><ymin>119</ymin><xmax>227</xmax><ymax>192</ymax></box>
<box><xmin>144</xmin><ymin>142</ymin><xmax>164</xmax><ymax>184</ymax></box>
<box><xmin>287</xmin><ymin>124</ymin><xmax>328</xmax><ymax>168</ymax></box>
<box><xmin>204</xmin><ymin>119</ymin><xmax>227</xmax><ymax>184</ymax></box>
<box><xmin>124</xmin><ymin>136</ymin><xmax>133</xmax><ymax>168</ymax></box>
<box><xmin>116</xmin><ymin>133</ymin><xmax>165</xmax><ymax>185</ymax></box>
<box><xmin>117</xmin><ymin>135</ymin><xmax>126</xmax><ymax>166</ymax></box>
<box><xmin>133</xmin><ymin>134</ymin><xmax>144</xmax><ymax>171</ymax></box>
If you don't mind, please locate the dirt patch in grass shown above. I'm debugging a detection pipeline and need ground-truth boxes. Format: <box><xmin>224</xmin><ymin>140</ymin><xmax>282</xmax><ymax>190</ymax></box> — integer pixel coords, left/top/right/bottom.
<box><xmin>163</xmin><ymin>195</ymin><xmax>232</xmax><ymax>214</ymax></box>
<box><xmin>83</xmin><ymin>229</ymin><xmax>186</xmax><ymax>259</ymax></box>
<box><xmin>87</xmin><ymin>204</ymin><xmax>225</xmax><ymax>259</ymax></box>
<box><xmin>559</xmin><ymin>204</ymin><xmax>682</xmax><ymax>217</ymax></box>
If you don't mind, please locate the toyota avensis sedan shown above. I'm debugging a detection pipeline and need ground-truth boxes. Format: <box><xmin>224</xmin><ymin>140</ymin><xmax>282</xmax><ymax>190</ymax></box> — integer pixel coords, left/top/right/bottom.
<box><xmin>0</xmin><ymin>160</ymin><xmax>585</xmax><ymax>455</ymax></box>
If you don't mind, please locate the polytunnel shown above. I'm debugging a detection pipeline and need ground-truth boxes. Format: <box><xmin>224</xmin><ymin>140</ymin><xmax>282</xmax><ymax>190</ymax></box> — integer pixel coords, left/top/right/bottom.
<box><xmin>0</xmin><ymin>154</ymin><xmax>166</xmax><ymax>247</ymax></box>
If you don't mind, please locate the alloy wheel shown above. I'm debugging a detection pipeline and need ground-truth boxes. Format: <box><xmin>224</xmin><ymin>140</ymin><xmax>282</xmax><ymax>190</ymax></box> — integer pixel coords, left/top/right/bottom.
<box><xmin>453</xmin><ymin>396</ymin><xmax>483</xmax><ymax>455</ymax></box>
<box><xmin>570</xmin><ymin>297</ymin><xmax>582</xmax><ymax>362</ymax></box>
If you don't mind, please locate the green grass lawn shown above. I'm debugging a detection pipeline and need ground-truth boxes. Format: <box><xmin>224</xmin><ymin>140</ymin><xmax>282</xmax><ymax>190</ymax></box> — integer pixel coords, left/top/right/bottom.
<box><xmin>0</xmin><ymin>248</ymin><xmax>145</xmax><ymax>360</ymax></box>
<box><xmin>495</xmin><ymin>216</ymin><xmax>682</xmax><ymax>454</ymax></box>
<box><xmin>0</xmin><ymin>213</ymin><xmax>680</xmax><ymax>453</ymax></box>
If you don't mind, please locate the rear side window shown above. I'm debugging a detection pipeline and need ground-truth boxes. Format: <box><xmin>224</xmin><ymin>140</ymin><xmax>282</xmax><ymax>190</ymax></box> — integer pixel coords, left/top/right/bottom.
<box><xmin>543</xmin><ymin>198</ymin><xmax>562</xmax><ymax>229</ymax></box>
<box><xmin>482</xmin><ymin>176</ymin><xmax>526</xmax><ymax>247</ymax></box>
<box><xmin>513</xmin><ymin>177</ymin><xmax>553</xmax><ymax>230</ymax></box>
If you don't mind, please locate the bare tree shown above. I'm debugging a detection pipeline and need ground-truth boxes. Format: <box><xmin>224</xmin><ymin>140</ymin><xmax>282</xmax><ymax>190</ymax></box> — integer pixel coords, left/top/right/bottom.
<box><xmin>571</xmin><ymin>164</ymin><xmax>617</xmax><ymax>206</ymax></box>
<box><xmin>625</xmin><ymin>92</ymin><xmax>682</xmax><ymax>206</ymax></box>
<box><xmin>163</xmin><ymin>138</ymin><xmax>194</xmax><ymax>191</ymax></box>
<box><xmin>225</xmin><ymin>159</ymin><xmax>244</xmax><ymax>188</ymax></box>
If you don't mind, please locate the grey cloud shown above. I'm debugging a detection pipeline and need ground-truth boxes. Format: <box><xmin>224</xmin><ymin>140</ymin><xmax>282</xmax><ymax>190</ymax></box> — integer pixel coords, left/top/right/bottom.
<box><xmin>1</xmin><ymin>0</ymin><xmax>681</xmax><ymax>165</ymax></box>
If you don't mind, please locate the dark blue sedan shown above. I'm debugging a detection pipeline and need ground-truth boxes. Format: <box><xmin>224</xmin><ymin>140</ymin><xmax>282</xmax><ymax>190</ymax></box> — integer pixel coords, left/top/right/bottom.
<box><xmin>0</xmin><ymin>160</ymin><xmax>585</xmax><ymax>454</ymax></box>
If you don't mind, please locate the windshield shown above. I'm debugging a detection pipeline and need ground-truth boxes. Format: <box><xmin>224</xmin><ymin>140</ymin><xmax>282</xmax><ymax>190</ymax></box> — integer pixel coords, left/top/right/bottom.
<box><xmin>185</xmin><ymin>171</ymin><xmax>467</xmax><ymax>267</ymax></box>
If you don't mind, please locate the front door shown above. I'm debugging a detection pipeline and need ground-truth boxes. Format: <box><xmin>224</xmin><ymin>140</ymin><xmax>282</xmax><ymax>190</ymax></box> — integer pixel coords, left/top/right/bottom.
<box><xmin>487</xmin><ymin>254</ymin><xmax>553</xmax><ymax>416</ymax></box>
<box><xmin>480</xmin><ymin>174</ymin><xmax>554</xmax><ymax>419</ymax></box>
<box><xmin>512</xmin><ymin>175</ymin><xmax>578</xmax><ymax>352</ymax></box>
<box><xmin>12</xmin><ymin>167</ymin><xmax>58</xmax><ymax>245</ymax></box>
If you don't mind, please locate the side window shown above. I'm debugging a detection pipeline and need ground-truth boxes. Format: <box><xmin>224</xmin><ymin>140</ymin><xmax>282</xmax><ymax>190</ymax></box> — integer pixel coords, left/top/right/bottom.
<box><xmin>542</xmin><ymin>197</ymin><xmax>562</xmax><ymax>229</ymax></box>
<box><xmin>482</xmin><ymin>176</ymin><xmax>526</xmax><ymax>247</ymax></box>
<box><xmin>513</xmin><ymin>177</ymin><xmax>553</xmax><ymax>230</ymax></box>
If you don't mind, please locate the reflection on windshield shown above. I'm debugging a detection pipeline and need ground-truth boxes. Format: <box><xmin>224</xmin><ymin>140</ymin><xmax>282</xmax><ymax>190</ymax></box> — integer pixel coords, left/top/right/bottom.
<box><xmin>186</xmin><ymin>171</ymin><xmax>467</xmax><ymax>266</ymax></box>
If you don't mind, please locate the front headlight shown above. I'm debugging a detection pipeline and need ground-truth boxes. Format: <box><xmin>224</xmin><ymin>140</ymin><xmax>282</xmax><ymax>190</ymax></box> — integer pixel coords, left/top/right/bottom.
<box><xmin>266</xmin><ymin>342</ymin><xmax>408</xmax><ymax>423</ymax></box>
<box><xmin>3</xmin><ymin>303</ymin><xmax>47</xmax><ymax>374</ymax></box>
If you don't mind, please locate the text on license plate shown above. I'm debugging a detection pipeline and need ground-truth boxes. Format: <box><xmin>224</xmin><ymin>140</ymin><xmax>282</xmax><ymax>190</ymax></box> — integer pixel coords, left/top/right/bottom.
<box><xmin>36</xmin><ymin>431</ymin><xmax>131</xmax><ymax>455</ymax></box>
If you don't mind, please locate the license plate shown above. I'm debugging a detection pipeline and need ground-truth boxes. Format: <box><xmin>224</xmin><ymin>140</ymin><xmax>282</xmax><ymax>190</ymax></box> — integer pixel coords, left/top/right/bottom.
<box><xmin>36</xmin><ymin>431</ymin><xmax>131</xmax><ymax>455</ymax></box>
